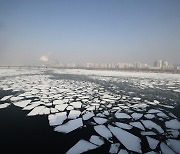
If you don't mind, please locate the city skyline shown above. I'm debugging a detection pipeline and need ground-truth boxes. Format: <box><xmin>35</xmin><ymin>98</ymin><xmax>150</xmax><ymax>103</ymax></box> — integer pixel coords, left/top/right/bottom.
<box><xmin>0</xmin><ymin>0</ymin><xmax>180</xmax><ymax>65</ymax></box>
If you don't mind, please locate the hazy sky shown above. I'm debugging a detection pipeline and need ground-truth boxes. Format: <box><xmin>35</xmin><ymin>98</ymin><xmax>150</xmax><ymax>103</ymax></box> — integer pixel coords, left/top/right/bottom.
<box><xmin>0</xmin><ymin>0</ymin><xmax>180</xmax><ymax>65</ymax></box>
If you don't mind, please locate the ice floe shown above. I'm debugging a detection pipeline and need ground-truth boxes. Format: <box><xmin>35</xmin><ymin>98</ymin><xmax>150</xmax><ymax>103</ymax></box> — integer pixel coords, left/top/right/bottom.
<box><xmin>160</xmin><ymin>142</ymin><xmax>176</xmax><ymax>154</ymax></box>
<box><xmin>118</xmin><ymin>149</ymin><xmax>129</xmax><ymax>154</ymax></box>
<box><xmin>89</xmin><ymin>135</ymin><xmax>104</xmax><ymax>146</ymax></box>
<box><xmin>109</xmin><ymin>143</ymin><xmax>120</xmax><ymax>153</ymax></box>
<box><xmin>66</xmin><ymin>139</ymin><xmax>98</xmax><ymax>154</ymax></box>
<box><xmin>141</xmin><ymin>120</ymin><xmax>164</xmax><ymax>133</ymax></box>
<box><xmin>54</xmin><ymin>118</ymin><xmax>83</xmax><ymax>133</ymax></box>
<box><xmin>27</xmin><ymin>106</ymin><xmax>46</xmax><ymax>116</ymax></box>
<box><xmin>93</xmin><ymin>117</ymin><xmax>107</xmax><ymax>124</ymax></box>
<box><xmin>68</xmin><ymin>110</ymin><xmax>81</xmax><ymax>119</ymax></box>
<box><xmin>94</xmin><ymin>125</ymin><xmax>112</xmax><ymax>140</ymax></box>
<box><xmin>165</xmin><ymin>119</ymin><xmax>180</xmax><ymax>129</ymax></box>
<box><xmin>115</xmin><ymin>122</ymin><xmax>132</xmax><ymax>130</ymax></box>
<box><xmin>13</xmin><ymin>100</ymin><xmax>31</xmax><ymax>108</ymax></box>
<box><xmin>0</xmin><ymin>95</ymin><xmax>13</xmax><ymax>101</ymax></box>
<box><xmin>0</xmin><ymin>103</ymin><xmax>10</xmax><ymax>109</ymax></box>
<box><xmin>130</xmin><ymin>122</ymin><xmax>145</xmax><ymax>130</ymax></box>
<box><xmin>146</xmin><ymin>136</ymin><xmax>159</xmax><ymax>150</ymax></box>
<box><xmin>82</xmin><ymin>112</ymin><xmax>94</xmax><ymax>120</ymax></box>
<box><xmin>115</xmin><ymin>112</ymin><xmax>131</xmax><ymax>119</ymax></box>
<box><xmin>166</xmin><ymin>139</ymin><xmax>180</xmax><ymax>153</ymax></box>
<box><xmin>48</xmin><ymin>112</ymin><xmax>67</xmax><ymax>126</ymax></box>
<box><xmin>108</xmin><ymin>125</ymin><xmax>142</xmax><ymax>153</ymax></box>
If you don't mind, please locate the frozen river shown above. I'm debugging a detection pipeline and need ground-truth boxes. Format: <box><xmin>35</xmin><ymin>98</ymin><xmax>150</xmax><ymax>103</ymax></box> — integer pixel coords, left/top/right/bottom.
<box><xmin>0</xmin><ymin>69</ymin><xmax>180</xmax><ymax>153</ymax></box>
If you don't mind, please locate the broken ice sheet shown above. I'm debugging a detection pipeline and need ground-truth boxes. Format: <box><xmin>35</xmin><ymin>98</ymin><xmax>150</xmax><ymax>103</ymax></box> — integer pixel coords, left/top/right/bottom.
<box><xmin>66</xmin><ymin>139</ymin><xmax>97</xmax><ymax>154</ymax></box>
<box><xmin>68</xmin><ymin>110</ymin><xmax>81</xmax><ymax>119</ymax></box>
<box><xmin>13</xmin><ymin>100</ymin><xmax>31</xmax><ymax>108</ymax></box>
<box><xmin>71</xmin><ymin>101</ymin><xmax>82</xmax><ymax>109</ymax></box>
<box><xmin>89</xmin><ymin>135</ymin><xmax>104</xmax><ymax>146</ymax></box>
<box><xmin>109</xmin><ymin>143</ymin><xmax>120</xmax><ymax>154</ymax></box>
<box><xmin>115</xmin><ymin>122</ymin><xmax>132</xmax><ymax>130</ymax></box>
<box><xmin>166</xmin><ymin>139</ymin><xmax>180</xmax><ymax>153</ymax></box>
<box><xmin>94</xmin><ymin>125</ymin><xmax>112</xmax><ymax>140</ymax></box>
<box><xmin>27</xmin><ymin>106</ymin><xmax>45</xmax><ymax>116</ymax></box>
<box><xmin>130</xmin><ymin>122</ymin><xmax>145</xmax><ymax>130</ymax></box>
<box><xmin>82</xmin><ymin>112</ymin><xmax>94</xmax><ymax>120</ymax></box>
<box><xmin>108</xmin><ymin>125</ymin><xmax>142</xmax><ymax>153</ymax></box>
<box><xmin>160</xmin><ymin>142</ymin><xmax>176</xmax><ymax>154</ymax></box>
<box><xmin>118</xmin><ymin>149</ymin><xmax>129</xmax><ymax>154</ymax></box>
<box><xmin>48</xmin><ymin>112</ymin><xmax>67</xmax><ymax>126</ymax></box>
<box><xmin>115</xmin><ymin>112</ymin><xmax>131</xmax><ymax>119</ymax></box>
<box><xmin>0</xmin><ymin>103</ymin><xmax>10</xmax><ymax>109</ymax></box>
<box><xmin>0</xmin><ymin>95</ymin><xmax>13</xmax><ymax>101</ymax></box>
<box><xmin>93</xmin><ymin>117</ymin><xmax>107</xmax><ymax>124</ymax></box>
<box><xmin>131</xmin><ymin>112</ymin><xmax>143</xmax><ymax>120</ymax></box>
<box><xmin>141</xmin><ymin>120</ymin><xmax>164</xmax><ymax>133</ymax></box>
<box><xmin>54</xmin><ymin>118</ymin><xmax>83</xmax><ymax>133</ymax></box>
<box><xmin>55</xmin><ymin>104</ymin><xmax>68</xmax><ymax>111</ymax></box>
<box><xmin>165</xmin><ymin>119</ymin><xmax>180</xmax><ymax>129</ymax></box>
<box><xmin>146</xmin><ymin>136</ymin><xmax>159</xmax><ymax>150</ymax></box>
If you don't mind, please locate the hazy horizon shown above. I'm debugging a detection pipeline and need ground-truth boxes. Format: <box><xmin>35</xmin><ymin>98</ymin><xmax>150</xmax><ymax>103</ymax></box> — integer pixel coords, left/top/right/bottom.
<box><xmin>0</xmin><ymin>0</ymin><xmax>180</xmax><ymax>65</ymax></box>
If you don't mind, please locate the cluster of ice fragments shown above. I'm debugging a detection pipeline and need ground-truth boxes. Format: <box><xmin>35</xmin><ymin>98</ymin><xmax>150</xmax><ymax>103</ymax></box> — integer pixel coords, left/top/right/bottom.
<box><xmin>0</xmin><ymin>69</ymin><xmax>180</xmax><ymax>153</ymax></box>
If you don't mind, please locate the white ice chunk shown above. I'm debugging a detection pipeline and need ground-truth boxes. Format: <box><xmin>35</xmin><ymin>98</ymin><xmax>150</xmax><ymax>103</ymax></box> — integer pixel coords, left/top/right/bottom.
<box><xmin>54</xmin><ymin>118</ymin><xmax>83</xmax><ymax>133</ymax></box>
<box><xmin>89</xmin><ymin>135</ymin><xmax>104</xmax><ymax>146</ymax></box>
<box><xmin>27</xmin><ymin>106</ymin><xmax>45</xmax><ymax>116</ymax></box>
<box><xmin>160</xmin><ymin>142</ymin><xmax>175</xmax><ymax>154</ymax></box>
<box><xmin>166</xmin><ymin>139</ymin><xmax>180</xmax><ymax>153</ymax></box>
<box><xmin>53</xmin><ymin>100</ymin><xmax>65</xmax><ymax>105</ymax></box>
<box><xmin>144</xmin><ymin>114</ymin><xmax>155</xmax><ymax>119</ymax></box>
<box><xmin>115</xmin><ymin>122</ymin><xmax>132</xmax><ymax>130</ymax></box>
<box><xmin>131</xmin><ymin>113</ymin><xmax>143</xmax><ymax>120</ymax></box>
<box><xmin>0</xmin><ymin>103</ymin><xmax>10</xmax><ymax>109</ymax></box>
<box><xmin>0</xmin><ymin>95</ymin><xmax>13</xmax><ymax>101</ymax></box>
<box><xmin>153</xmin><ymin>100</ymin><xmax>160</xmax><ymax>105</ymax></box>
<box><xmin>165</xmin><ymin>119</ymin><xmax>180</xmax><ymax>129</ymax></box>
<box><xmin>48</xmin><ymin>112</ymin><xmax>67</xmax><ymax>126</ymax></box>
<box><xmin>108</xmin><ymin>125</ymin><xmax>141</xmax><ymax>153</ymax></box>
<box><xmin>71</xmin><ymin>101</ymin><xmax>82</xmax><ymax>109</ymax></box>
<box><xmin>39</xmin><ymin>107</ymin><xmax>50</xmax><ymax>115</ymax></box>
<box><xmin>94</xmin><ymin>125</ymin><xmax>112</xmax><ymax>140</ymax></box>
<box><xmin>115</xmin><ymin>112</ymin><xmax>131</xmax><ymax>119</ymax></box>
<box><xmin>130</xmin><ymin>122</ymin><xmax>145</xmax><ymax>130</ymax></box>
<box><xmin>147</xmin><ymin>109</ymin><xmax>161</xmax><ymax>114</ymax></box>
<box><xmin>141</xmin><ymin>131</ymin><xmax>156</xmax><ymax>136</ymax></box>
<box><xmin>118</xmin><ymin>149</ymin><xmax>129</xmax><ymax>154</ymax></box>
<box><xmin>109</xmin><ymin>143</ymin><xmax>120</xmax><ymax>154</ymax></box>
<box><xmin>167</xmin><ymin>129</ymin><xmax>179</xmax><ymax>138</ymax></box>
<box><xmin>55</xmin><ymin>104</ymin><xmax>68</xmax><ymax>111</ymax></box>
<box><xmin>141</xmin><ymin>120</ymin><xmax>164</xmax><ymax>133</ymax></box>
<box><xmin>133</xmin><ymin>97</ymin><xmax>141</xmax><ymax>101</ymax></box>
<box><xmin>50</xmin><ymin>108</ymin><xmax>59</xmax><ymax>113</ymax></box>
<box><xmin>68</xmin><ymin>110</ymin><xmax>81</xmax><ymax>119</ymax></box>
<box><xmin>82</xmin><ymin>112</ymin><xmax>94</xmax><ymax>120</ymax></box>
<box><xmin>10</xmin><ymin>96</ymin><xmax>24</xmax><ymax>102</ymax></box>
<box><xmin>23</xmin><ymin>103</ymin><xmax>40</xmax><ymax>110</ymax></box>
<box><xmin>145</xmin><ymin>152</ymin><xmax>158</xmax><ymax>154</ymax></box>
<box><xmin>66</xmin><ymin>139</ymin><xmax>97</xmax><ymax>154</ymax></box>
<box><xmin>13</xmin><ymin>100</ymin><xmax>31</xmax><ymax>108</ymax></box>
<box><xmin>157</xmin><ymin>112</ymin><xmax>168</xmax><ymax>118</ymax></box>
<box><xmin>86</xmin><ymin>106</ymin><xmax>95</xmax><ymax>111</ymax></box>
<box><xmin>93</xmin><ymin>117</ymin><xmax>107</xmax><ymax>124</ymax></box>
<box><xmin>146</xmin><ymin>136</ymin><xmax>159</xmax><ymax>150</ymax></box>
<box><xmin>66</xmin><ymin>106</ymin><xmax>74</xmax><ymax>110</ymax></box>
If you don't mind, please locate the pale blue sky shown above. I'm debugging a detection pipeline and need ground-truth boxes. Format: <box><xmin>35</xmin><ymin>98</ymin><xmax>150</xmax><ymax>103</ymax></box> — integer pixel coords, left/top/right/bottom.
<box><xmin>0</xmin><ymin>0</ymin><xmax>180</xmax><ymax>65</ymax></box>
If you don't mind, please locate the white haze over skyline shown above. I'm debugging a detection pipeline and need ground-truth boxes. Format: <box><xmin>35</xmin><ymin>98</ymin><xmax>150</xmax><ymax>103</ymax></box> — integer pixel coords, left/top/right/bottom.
<box><xmin>0</xmin><ymin>0</ymin><xmax>180</xmax><ymax>65</ymax></box>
